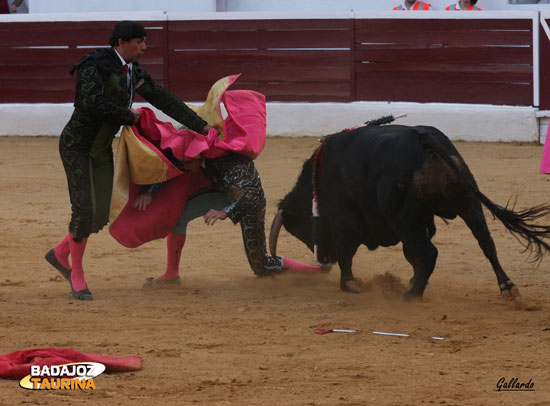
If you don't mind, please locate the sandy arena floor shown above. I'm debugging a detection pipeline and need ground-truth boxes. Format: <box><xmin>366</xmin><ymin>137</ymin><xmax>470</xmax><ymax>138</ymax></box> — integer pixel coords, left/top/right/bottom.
<box><xmin>1</xmin><ymin>135</ymin><xmax>550</xmax><ymax>405</ymax></box>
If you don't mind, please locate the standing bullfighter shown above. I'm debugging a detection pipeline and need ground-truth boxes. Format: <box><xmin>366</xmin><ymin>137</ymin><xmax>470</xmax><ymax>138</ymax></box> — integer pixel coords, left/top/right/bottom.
<box><xmin>45</xmin><ymin>20</ymin><xmax>214</xmax><ymax>300</ymax></box>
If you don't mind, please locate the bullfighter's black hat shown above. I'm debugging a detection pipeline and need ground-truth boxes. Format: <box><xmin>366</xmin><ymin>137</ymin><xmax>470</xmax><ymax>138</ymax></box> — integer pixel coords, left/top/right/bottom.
<box><xmin>109</xmin><ymin>21</ymin><xmax>147</xmax><ymax>46</ymax></box>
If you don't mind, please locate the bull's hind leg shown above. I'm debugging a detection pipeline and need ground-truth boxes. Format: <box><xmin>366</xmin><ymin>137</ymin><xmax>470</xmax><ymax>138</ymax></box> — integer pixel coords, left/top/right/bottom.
<box><xmin>401</xmin><ymin>233</ymin><xmax>438</xmax><ymax>300</ymax></box>
<box><xmin>458</xmin><ymin>200</ymin><xmax>520</xmax><ymax>299</ymax></box>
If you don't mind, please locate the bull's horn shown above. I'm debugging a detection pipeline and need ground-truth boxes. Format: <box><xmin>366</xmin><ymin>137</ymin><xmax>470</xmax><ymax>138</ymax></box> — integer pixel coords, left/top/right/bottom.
<box><xmin>269</xmin><ymin>209</ymin><xmax>284</xmax><ymax>257</ymax></box>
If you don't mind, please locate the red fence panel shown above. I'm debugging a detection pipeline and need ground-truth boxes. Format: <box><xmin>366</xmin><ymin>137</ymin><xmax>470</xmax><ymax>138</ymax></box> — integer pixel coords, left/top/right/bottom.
<box><xmin>0</xmin><ymin>14</ymin><xmax>540</xmax><ymax>106</ymax></box>
<box><xmin>167</xmin><ymin>19</ymin><xmax>354</xmax><ymax>102</ymax></box>
<box><xmin>0</xmin><ymin>20</ymin><xmax>167</xmax><ymax>103</ymax></box>
<box><xmin>355</xmin><ymin>17</ymin><xmax>534</xmax><ymax>105</ymax></box>
<box><xmin>540</xmin><ymin>14</ymin><xmax>550</xmax><ymax>110</ymax></box>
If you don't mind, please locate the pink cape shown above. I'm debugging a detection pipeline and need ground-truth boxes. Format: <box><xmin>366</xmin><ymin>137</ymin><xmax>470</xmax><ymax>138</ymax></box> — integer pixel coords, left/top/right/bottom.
<box><xmin>0</xmin><ymin>348</ymin><xmax>141</xmax><ymax>380</ymax></box>
<box><xmin>109</xmin><ymin>75</ymin><xmax>266</xmax><ymax>248</ymax></box>
<box><xmin>540</xmin><ymin>124</ymin><xmax>550</xmax><ymax>174</ymax></box>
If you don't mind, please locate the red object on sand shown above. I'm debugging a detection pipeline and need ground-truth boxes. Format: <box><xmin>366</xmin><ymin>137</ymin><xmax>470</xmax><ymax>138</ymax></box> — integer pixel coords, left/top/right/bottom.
<box><xmin>0</xmin><ymin>348</ymin><xmax>142</xmax><ymax>380</ymax></box>
<box><xmin>314</xmin><ymin>328</ymin><xmax>334</xmax><ymax>334</ymax></box>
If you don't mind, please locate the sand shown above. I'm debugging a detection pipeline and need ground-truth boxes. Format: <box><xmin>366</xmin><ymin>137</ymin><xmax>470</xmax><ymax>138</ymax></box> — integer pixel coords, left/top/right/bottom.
<box><xmin>1</xmin><ymin>135</ymin><xmax>549</xmax><ymax>405</ymax></box>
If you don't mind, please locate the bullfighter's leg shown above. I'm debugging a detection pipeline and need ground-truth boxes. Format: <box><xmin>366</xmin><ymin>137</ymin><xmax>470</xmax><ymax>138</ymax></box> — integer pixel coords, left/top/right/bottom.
<box><xmin>241</xmin><ymin>205</ymin><xmax>323</xmax><ymax>276</ymax></box>
<box><xmin>143</xmin><ymin>232</ymin><xmax>186</xmax><ymax>288</ymax></box>
<box><xmin>240</xmin><ymin>206</ymin><xmax>285</xmax><ymax>276</ymax></box>
<box><xmin>458</xmin><ymin>200</ymin><xmax>519</xmax><ymax>299</ymax></box>
<box><xmin>144</xmin><ymin>192</ymin><xmax>227</xmax><ymax>287</ymax></box>
<box><xmin>401</xmin><ymin>232</ymin><xmax>438</xmax><ymax>300</ymax></box>
<box><xmin>50</xmin><ymin>144</ymin><xmax>95</xmax><ymax>300</ymax></box>
<box><xmin>45</xmin><ymin>233</ymin><xmax>72</xmax><ymax>280</ymax></box>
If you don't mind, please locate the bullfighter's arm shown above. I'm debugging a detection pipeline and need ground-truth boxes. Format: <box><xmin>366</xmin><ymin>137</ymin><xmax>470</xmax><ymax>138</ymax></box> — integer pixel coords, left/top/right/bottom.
<box><xmin>217</xmin><ymin>158</ymin><xmax>265</xmax><ymax>224</ymax></box>
<box><xmin>133</xmin><ymin>182</ymin><xmax>168</xmax><ymax>211</ymax></box>
<box><xmin>134</xmin><ymin>67</ymin><xmax>208</xmax><ymax>134</ymax></box>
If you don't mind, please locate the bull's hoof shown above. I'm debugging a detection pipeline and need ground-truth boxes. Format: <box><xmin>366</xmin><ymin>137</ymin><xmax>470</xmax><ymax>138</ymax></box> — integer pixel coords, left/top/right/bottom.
<box><xmin>341</xmin><ymin>279</ymin><xmax>361</xmax><ymax>293</ymax></box>
<box><xmin>500</xmin><ymin>280</ymin><xmax>520</xmax><ymax>301</ymax></box>
<box><xmin>319</xmin><ymin>263</ymin><xmax>333</xmax><ymax>273</ymax></box>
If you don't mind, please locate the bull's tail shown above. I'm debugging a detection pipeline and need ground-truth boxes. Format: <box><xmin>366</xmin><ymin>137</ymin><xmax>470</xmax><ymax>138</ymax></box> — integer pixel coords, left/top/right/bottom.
<box><xmin>418</xmin><ymin>128</ymin><xmax>550</xmax><ymax>262</ymax></box>
<box><xmin>474</xmin><ymin>192</ymin><xmax>550</xmax><ymax>262</ymax></box>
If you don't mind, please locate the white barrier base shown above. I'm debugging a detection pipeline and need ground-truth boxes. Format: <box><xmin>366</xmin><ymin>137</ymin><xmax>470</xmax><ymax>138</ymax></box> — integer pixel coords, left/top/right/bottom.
<box><xmin>0</xmin><ymin>102</ymin><xmax>541</xmax><ymax>143</ymax></box>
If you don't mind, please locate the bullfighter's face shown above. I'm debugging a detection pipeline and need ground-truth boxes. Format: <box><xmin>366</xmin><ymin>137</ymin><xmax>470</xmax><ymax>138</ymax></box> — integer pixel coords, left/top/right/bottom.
<box><xmin>118</xmin><ymin>37</ymin><xmax>147</xmax><ymax>63</ymax></box>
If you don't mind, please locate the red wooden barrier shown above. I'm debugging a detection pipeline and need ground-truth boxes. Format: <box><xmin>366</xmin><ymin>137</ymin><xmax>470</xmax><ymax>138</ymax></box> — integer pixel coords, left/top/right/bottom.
<box><xmin>0</xmin><ymin>16</ymin><xmax>538</xmax><ymax>106</ymax></box>
<box><xmin>0</xmin><ymin>21</ymin><xmax>167</xmax><ymax>103</ymax></box>
<box><xmin>167</xmin><ymin>19</ymin><xmax>354</xmax><ymax>102</ymax></box>
<box><xmin>539</xmin><ymin>16</ymin><xmax>550</xmax><ymax>110</ymax></box>
<box><xmin>355</xmin><ymin>18</ymin><xmax>533</xmax><ymax>105</ymax></box>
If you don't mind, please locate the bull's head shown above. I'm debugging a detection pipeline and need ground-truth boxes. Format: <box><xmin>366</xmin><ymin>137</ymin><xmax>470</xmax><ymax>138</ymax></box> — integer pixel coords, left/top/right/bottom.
<box><xmin>269</xmin><ymin>158</ymin><xmax>335</xmax><ymax>264</ymax></box>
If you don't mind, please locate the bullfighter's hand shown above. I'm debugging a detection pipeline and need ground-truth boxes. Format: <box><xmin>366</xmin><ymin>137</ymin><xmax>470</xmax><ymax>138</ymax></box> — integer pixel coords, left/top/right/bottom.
<box><xmin>204</xmin><ymin>209</ymin><xmax>228</xmax><ymax>226</ymax></box>
<box><xmin>201</xmin><ymin>125</ymin><xmax>218</xmax><ymax>136</ymax></box>
<box><xmin>133</xmin><ymin>193</ymin><xmax>152</xmax><ymax>211</ymax></box>
<box><xmin>131</xmin><ymin>108</ymin><xmax>141</xmax><ymax>123</ymax></box>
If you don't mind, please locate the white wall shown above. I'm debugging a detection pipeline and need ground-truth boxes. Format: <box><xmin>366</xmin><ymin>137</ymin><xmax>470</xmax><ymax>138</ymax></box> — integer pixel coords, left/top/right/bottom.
<box><xmin>0</xmin><ymin>102</ymin><xmax>539</xmax><ymax>142</ymax></box>
<box><xmin>29</xmin><ymin>0</ymin><xmax>216</xmax><ymax>13</ymax></box>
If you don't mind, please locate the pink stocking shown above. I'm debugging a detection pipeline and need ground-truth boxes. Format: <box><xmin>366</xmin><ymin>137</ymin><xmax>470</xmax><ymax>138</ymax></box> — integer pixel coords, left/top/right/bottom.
<box><xmin>157</xmin><ymin>233</ymin><xmax>186</xmax><ymax>280</ymax></box>
<box><xmin>53</xmin><ymin>233</ymin><xmax>71</xmax><ymax>270</ymax></box>
<box><xmin>69</xmin><ymin>235</ymin><xmax>89</xmax><ymax>292</ymax></box>
<box><xmin>541</xmin><ymin>125</ymin><xmax>550</xmax><ymax>173</ymax></box>
<box><xmin>282</xmin><ymin>257</ymin><xmax>322</xmax><ymax>274</ymax></box>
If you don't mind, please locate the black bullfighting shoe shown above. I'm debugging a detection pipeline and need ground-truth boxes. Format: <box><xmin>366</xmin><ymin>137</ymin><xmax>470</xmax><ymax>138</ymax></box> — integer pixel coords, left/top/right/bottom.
<box><xmin>68</xmin><ymin>273</ymin><xmax>93</xmax><ymax>301</ymax></box>
<box><xmin>45</xmin><ymin>249</ymin><xmax>71</xmax><ymax>281</ymax></box>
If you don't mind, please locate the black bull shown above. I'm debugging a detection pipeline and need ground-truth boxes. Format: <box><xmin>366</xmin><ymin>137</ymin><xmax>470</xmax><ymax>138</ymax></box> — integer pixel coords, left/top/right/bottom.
<box><xmin>269</xmin><ymin>125</ymin><xmax>550</xmax><ymax>299</ymax></box>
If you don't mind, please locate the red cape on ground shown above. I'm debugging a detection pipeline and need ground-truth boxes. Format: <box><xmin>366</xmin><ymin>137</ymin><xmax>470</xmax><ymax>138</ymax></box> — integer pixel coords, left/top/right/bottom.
<box><xmin>0</xmin><ymin>348</ymin><xmax>141</xmax><ymax>380</ymax></box>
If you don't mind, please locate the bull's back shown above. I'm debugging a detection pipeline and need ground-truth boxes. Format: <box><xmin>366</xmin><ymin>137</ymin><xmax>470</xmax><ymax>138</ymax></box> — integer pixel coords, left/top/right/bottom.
<box><xmin>318</xmin><ymin>126</ymin><xmax>429</xmax><ymax>247</ymax></box>
<box><xmin>322</xmin><ymin>125</ymin><xmax>470</xmax><ymax>223</ymax></box>
<box><xmin>322</xmin><ymin>126</ymin><xmax>431</xmax><ymax>198</ymax></box>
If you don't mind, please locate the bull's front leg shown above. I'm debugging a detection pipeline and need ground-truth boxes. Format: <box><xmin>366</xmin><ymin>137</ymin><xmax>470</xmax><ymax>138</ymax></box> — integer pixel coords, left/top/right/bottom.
<box><xmin>331</xmin><ymin>220</ymin><xmax>361</xmax><ymax>292</ymax></box>
<box><xmin>338</xmin><ymin>255</ymin><xmax>357</xmax><ymax>292</ymax></box>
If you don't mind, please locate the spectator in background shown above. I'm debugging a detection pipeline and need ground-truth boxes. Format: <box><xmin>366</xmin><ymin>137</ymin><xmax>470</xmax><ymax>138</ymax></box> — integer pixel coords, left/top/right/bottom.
<box><xmin>393</xmin><ymin>1</ymin><xmax>432</xmax><ymax>10</ymax></box>
<box><xmin>8</xmin><ymin>0</ymin><xmax>27</xmax><ymax>13</ymax></box>
<box><xmin>446</xmin><ymin>0</ymin><xmax>482</xmax><ymax>10</ymax></box>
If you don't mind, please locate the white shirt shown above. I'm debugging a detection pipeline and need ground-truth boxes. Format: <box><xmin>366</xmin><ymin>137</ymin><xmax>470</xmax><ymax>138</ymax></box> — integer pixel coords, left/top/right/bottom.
<box><xmin>113</xmin><ymin>48</ymin><xmax>133</xmax><ymax>107</ymax></box>
<box><xmin>113</xmin><ymin>48</ymin><xmax>133</xmax><ymax>75</ymax></box>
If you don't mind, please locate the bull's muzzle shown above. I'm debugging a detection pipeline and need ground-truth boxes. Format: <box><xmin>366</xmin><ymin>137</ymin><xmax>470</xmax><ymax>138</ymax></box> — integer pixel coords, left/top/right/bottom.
<box><xmin>269</xmin><ymin>209</ymin><xmax>284</xmax><ymax>257</ymax></box>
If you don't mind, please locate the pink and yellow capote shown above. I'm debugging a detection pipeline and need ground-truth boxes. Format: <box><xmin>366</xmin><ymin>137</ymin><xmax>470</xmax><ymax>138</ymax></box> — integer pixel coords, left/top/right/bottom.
<box><xmin>109</xmin><ymin>74</ymin><xmax>266</xmax><ymax>247</ymax></box>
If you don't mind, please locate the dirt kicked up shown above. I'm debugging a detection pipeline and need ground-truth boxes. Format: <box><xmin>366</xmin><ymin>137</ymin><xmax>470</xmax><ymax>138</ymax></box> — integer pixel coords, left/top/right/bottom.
<box><xmin>1</xmin><ymin>136</ymin><xmax>550</xmax><ymax>405</ymax></box>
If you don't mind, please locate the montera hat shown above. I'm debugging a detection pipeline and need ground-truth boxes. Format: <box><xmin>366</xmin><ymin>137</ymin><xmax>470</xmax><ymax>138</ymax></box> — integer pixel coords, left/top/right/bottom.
<box><xmin>109</xmin><ymin>21</ymin><xmax>147</xmax><ymax>46</ymax></box>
